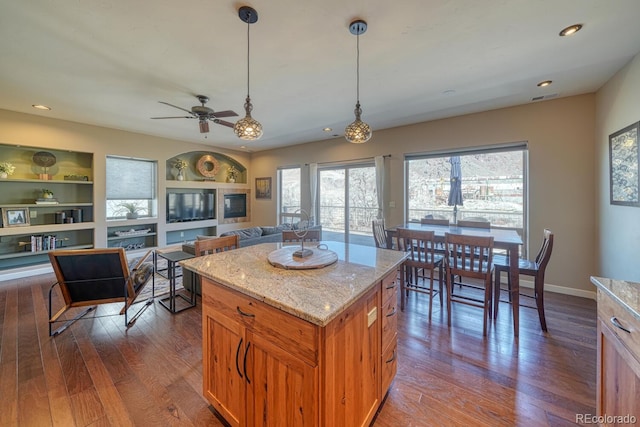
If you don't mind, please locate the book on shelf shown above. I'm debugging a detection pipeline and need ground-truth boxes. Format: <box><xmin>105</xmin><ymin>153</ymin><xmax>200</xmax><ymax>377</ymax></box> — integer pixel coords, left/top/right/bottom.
<box><xmin>35</xmin><ymin>198</ymin><xmax>59</xmax><ymax>205</ymax></box>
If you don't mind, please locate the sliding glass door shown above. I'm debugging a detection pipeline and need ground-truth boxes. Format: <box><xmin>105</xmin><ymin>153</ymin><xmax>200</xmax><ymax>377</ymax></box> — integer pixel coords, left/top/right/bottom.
<box><xmin>318</xmin><ymin>164</ymin><xmax>377</xmax><ymax>245</ymax></box>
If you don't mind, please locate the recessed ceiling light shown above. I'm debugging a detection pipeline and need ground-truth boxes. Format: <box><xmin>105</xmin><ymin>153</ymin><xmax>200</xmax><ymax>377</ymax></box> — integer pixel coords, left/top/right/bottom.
<box><xmin>32</xmin><ymin>104</ymin><xmax>51</xmax><ymax>110</ymax></box>
<box><xmin>537</xmin><ymin>80</ymin><xmax>552</xmax><ymax>87</ymax></box>
<box><xmin>559</xmin><ymin>24</ymin><xmax>582</xmax><ymax>37</ymax></box>
<box><xmin>323</xmin><ymin>127</ymin><xmax>332</xmax><ymax>132</ymax></box>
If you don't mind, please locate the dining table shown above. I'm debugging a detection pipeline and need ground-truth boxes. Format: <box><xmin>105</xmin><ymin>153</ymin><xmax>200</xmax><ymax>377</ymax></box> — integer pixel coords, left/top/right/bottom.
<box><xmin>392</xmin><ymin>222</ymin><xmax>524</xmax><ymax>336</ymax></box>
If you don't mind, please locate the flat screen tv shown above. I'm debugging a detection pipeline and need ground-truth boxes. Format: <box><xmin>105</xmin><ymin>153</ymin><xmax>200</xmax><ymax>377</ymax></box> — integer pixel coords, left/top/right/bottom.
<box><xmin>224</xmin><ymin>193</ymin><xmax>247</xmax><ymax>218</ymax></box>
<box><xmin>166</xmin><ymin>190</ymin><xmax>215</xmax><ymax>223</ymax></box>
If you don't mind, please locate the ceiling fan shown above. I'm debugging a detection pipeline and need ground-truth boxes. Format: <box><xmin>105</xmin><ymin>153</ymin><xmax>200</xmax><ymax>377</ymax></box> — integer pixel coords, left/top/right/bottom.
<box><xmin>151</xmin><ymin>95</ymin><xmax>238</xmax><ymax>133</ymax></box>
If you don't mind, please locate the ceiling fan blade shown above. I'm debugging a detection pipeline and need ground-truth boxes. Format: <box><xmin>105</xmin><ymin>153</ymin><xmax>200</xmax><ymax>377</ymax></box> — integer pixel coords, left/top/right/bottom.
<box><xmin>151</xmin><ymin>116</ymin><xmax>194</xmax><ymax>119</ymax></box>
<box><xmin>213</xmin><ymin>119</ymin><xmax>235</xmax><ymax>128</ymax></box>
<box><xmin>210</xmin><ymin>110</ymin><xmax>238</xmax><ymax>118</ymax></box>
<box><xmin>158</xmin><ymin>101</ymin><xmax>195</xmax><ymax>115</ymax></box>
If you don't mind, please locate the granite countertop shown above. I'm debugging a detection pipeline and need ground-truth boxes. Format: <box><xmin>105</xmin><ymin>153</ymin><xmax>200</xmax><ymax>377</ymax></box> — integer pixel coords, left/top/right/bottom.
<box><xmin>591</xmin><ymin>276</ymin><xmax>640</xmax><ymax>321</ymax></box>
<box><xmin>181</xmin><ymin>241</ymin><xmax>407</xmax><ymax>326</ymax></box>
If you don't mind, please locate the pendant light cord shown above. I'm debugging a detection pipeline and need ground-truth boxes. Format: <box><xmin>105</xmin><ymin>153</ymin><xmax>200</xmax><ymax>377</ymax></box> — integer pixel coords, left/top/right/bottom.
<box><xmin>246</xmin><ymin>15</ymin><xmax>251</xmax><ymax>98</ymax></box>
<box><xmin>356</xmin><ymin>32</ymin><xmax>360</xmax><ymax>104</ymax></box>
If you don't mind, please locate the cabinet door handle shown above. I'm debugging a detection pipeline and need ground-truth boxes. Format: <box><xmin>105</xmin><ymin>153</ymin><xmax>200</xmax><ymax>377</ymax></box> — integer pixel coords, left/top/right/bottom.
<box><xmin>235</xmin><ymin>338</ymin><xmax>244</xmax><ymax>378</ymax></box>
<box><xmin>610</xmin><ymin>316</ymin><xmax>631</xmax><ymax>333</ymax></box>
<box><xmin>386</xmin><ymin>349</ymin><xmax>397</xmax><ymax>364</ymax></box>
<box><xmin>243</xmin><ymin>342</ymin><xmax>251</xmax><ymax>384</ymax></box>
<box><xmin>386</xmin><ymin>307</ymin><xmax>397</xmax><ymax>317</ymax></box>
<box><xmin>386</xmin><ymin>283</ymin><xmax>396</xmax><ymax>290</ymax></box>
<box><xmin>237</xmin><ymin>306</ymin><xmax>255</xmax><ymax>318</ymax></box>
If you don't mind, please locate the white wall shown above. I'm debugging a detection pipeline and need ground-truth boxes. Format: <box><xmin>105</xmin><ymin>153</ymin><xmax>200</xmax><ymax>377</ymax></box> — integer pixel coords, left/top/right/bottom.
<box><xmin>595</xmin><ymin>53</ymin><xmax>640</xmax><ymax>281</ymax></box>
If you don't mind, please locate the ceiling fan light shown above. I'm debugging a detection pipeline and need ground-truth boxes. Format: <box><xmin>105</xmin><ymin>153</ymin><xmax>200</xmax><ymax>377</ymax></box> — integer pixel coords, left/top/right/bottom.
<box><xmin>199</xmin><ymin>120</ymin><xmax>210</xmax><ymax>133</ymax></box>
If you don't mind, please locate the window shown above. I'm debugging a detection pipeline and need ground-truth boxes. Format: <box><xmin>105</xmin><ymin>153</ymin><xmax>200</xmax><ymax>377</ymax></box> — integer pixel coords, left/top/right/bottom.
<box><xmin>318</xmin><ymin>163</ymin><xmax>377</xmax><ymax>244</ymax></box>
<box><xmin>405</xmin><ymin>144</ymin><xmax>527</xmax><ymax>251</ymax></box>
<box><xmin>106</xmin><ymin>156</ymin><xmax>157</xmax><ymax>220</ymax></box>
<box><xmin>278</xmin><ymin>167</ymin><xmax>301</xmax><ymax>224</ymax></box>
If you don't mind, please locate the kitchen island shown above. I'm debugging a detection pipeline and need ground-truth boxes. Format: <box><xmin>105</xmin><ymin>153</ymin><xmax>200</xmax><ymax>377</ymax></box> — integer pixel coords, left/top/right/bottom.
<box><xmin>590</xmin><ymin>276</ymin><xmax>640</xmax><ymax>425</ymax></box>
<box><xmin>181</xmin><ymin>241</ymin><xmax>407</xmax><ymax>427</ymax></box>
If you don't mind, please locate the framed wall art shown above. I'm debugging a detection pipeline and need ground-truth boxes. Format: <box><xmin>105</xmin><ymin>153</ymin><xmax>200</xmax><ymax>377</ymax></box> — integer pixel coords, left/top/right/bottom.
<box><xmin>255</xmin><ymin>177</ymin><xmax>272</xmax><ymax>199</ymax></box>
<box><xmin>2</xmin><ymin>207</ymin><xmax>31</xmax><ymax>227</ymax></box>
<box><xmin>609</xmin><ymin>122</ymin><xmax>640</xmax><ymax>206</ymax></box>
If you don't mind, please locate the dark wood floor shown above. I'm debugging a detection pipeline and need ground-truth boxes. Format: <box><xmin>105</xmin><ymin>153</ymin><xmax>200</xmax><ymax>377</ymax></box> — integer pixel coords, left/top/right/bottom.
<box><xmin>0</xmin><ymin>274</ymin><xmax>596</xmax><ymax>426</ymax></box>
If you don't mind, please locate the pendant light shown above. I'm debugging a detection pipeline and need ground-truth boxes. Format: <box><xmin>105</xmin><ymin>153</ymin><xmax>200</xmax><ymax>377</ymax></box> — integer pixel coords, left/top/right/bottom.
<box><xmin>234</xmin><ymin>6</ymin><xmax>263</xmax><ymax>141</ymax></box>
<box><xmin>345</xmin><ymin>19</ymin><xmax>372</xmax><ymax>144</ymax></box>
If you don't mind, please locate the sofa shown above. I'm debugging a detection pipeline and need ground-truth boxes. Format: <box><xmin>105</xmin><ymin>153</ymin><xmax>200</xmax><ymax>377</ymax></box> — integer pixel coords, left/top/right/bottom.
<box><xmin>181</xmin><ymin>223</ymin><xmax>321</xmax><ymax>293</ymax></box>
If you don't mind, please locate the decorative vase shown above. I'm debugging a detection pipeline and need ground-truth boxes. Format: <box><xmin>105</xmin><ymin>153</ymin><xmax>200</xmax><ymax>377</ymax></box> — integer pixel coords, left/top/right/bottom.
<box><xmin>228</xmin><ymin>177</ymin><xmax>235</xmax><ymax>183</ymax></box>
<box><xmin>0</xmin><ymin>172</ymin><xmax>7</xmax><ymax>179</ymax></box>
<box><xmin>177</xmin><ymin>169</ymin><xmax>185</xmax><ymax>181</ymax></box>
<box><xmin>126</xmin><ymin>212</ymin><xmax>139</xmax><ymax>220</ymax></box>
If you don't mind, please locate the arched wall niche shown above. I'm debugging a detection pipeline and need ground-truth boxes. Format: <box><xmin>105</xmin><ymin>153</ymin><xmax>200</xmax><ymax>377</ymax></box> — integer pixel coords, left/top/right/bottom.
<box><xmin>166</xmin><ymin>151</ymin><xmax>247</xmax><ymax>183</ymax></box>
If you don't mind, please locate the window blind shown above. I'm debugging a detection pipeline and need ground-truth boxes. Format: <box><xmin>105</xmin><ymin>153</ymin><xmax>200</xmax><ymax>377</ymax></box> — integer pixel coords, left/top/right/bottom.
<box><xmin>106</xmin><ymin>156</ymin><xmax>156</xmax><ymax>200</ymax></box>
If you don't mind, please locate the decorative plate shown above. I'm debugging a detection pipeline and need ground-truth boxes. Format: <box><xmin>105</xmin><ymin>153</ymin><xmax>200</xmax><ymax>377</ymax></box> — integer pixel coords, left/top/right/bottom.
<box><xmin>196</xmin><ymin>154</ymin><xmax>220</xmax><ymax>178</ymax></box>
<box><xmin>32</xmin><ymin>151</ymin><xmax>57</xmax><ymax>167</ymax></box>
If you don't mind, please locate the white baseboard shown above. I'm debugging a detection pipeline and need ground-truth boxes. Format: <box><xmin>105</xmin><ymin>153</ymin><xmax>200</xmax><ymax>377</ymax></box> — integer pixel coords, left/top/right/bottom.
<box><xmin>517</xmin><ymin>278</ymin><xmax>596</xmax><ymax>300</ymax></box>
<box><xmin>0</xmin><ymin>264</ymin><xmax>53</xmax><ymax>284</ymax></box>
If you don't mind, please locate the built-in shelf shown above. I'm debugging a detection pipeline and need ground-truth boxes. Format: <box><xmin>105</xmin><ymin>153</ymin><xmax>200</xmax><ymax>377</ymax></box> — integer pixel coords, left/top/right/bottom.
<box><xmin>0</xmin><ymin>244</ymin><xmax>94</xmax><ymax>260</ymax></box>
<box><xmin>0</xmin><ymin>222</ymin><xmax>95</xmax><ymax>237</ymax></box>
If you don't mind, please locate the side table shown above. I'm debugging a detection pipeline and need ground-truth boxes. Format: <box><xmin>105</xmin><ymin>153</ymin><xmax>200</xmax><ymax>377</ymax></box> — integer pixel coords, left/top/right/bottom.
<box><xmin>156</xmin><ymin>250</ymin><xmax>196</xmax><ymax>313</ymax></box>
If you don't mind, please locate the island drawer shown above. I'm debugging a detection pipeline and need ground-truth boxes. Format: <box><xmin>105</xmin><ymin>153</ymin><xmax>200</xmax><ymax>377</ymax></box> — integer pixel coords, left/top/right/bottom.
<box><xmin>202</xmin><ymin>278</ymin><xmax>319</xmax><ymax>365</ymax></box>
<box><xmin>382</xmin><ymin>270</ymin><xmax>399</xmax><ymax>304</ymax></box>
<box><xmin>381</xmin><ymin>336</ymin><xmax>398</xmax><ymax>394</ymax></box>
<box><xmin>597</xmin><ymin>290</ymin><xmax>640</xmax><ymax>357</ymax></box>
<box><xmin>382</xmin><ymin>294</ymin><xmax>398</xmax><ymax>350</ymax></box>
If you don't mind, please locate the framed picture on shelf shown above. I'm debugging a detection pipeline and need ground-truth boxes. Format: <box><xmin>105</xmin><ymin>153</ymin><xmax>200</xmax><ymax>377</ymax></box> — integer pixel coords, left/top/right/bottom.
<box><xmin>609</xmin><ymin>121</ymin><xmax>640</xmax><ymax>206</ymax></box>
<box><xmin>2</xmin><ymin>207</ymin><xmax>31</xmax><ymax>227</ymax></box>
<box><xmin>255</xmin><ymin>177</ymin><xmax>272</xmax><ymax>199</ymax></box>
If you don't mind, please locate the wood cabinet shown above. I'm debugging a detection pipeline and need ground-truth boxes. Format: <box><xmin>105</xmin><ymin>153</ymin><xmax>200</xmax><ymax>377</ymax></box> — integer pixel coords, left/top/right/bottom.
<box><xmin>201</xmin><ymin>269</ymin><xmax>399</xmax><ymax>426</ymax></box>
<box><xmin>596</xmin><ymin>289</ymin><xmax>640</xmax><ymax>425</ymax></box>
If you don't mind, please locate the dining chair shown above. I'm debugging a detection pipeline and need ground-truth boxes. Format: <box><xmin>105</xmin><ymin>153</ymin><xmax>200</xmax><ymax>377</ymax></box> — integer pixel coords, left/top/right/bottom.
<box><xmin>457</xmin><ymin>218</ymin><xmax>490</xmax><ymax>229</ymax></box>
<box><xmin>194</xmin><ymin>234</ymin><xmax>240</xmax><ymax>256</ymax></box>
<box><xmin>372</xmin><ymin>218</ymin><xmax>389</xmax><ymax>248</ymax></box>
<box><xmin>444</xmin><ymin>233</ymin><xmax>494</xmax><ymax>336</ymax></box>
<box><xmin>282</xmin><ymin>228</ymin><xmax>322</xmax><ymax>243</ymax></box>
<box><xmin>421</xmin><ymin>217</ymin><xmax>450</xmax><ymax>226</ymax></box>
<box><xmin>396</xmin><ymin>228</ymin><xmax>444</xmax><ymax>321</ymax></box>
<box><xmin>493</xmin><ymin>228</ymin><xmax>554</xmax><ymax>331</ymax></box>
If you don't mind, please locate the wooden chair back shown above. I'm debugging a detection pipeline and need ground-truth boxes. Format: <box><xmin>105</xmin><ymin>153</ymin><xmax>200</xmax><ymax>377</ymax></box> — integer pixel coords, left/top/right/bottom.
<box><xmin>282</xmin><ymin>229</ymin><xmax>322</xmax><ymax>243</ymax></box>
<box><xmin>421</xmin><ymin>217</ymin><xmax>450</xmax><ymax>226</ymax></box>
<box><xmin>396</xmin><ymin>228</ymin><xmax>444</xmax><ymax>319</ymax></box>
<box><xmin>444</xmin><ymin>233</ymin><xmax>494</xmax><ymax>335</ymax></box>
<box><xmin>457</xmin><ymin>219</ymin><xmax>490</xmax><ymax>229</ymax></box>
<box><xmin>535</xmin><ymin>229</ymin><xmax>554</xmax><ymax>268</ymax></box>
<box><xmin>372</xmin><ymin>218</ymin><xmax>389</xmax><ymax>248</ymax></box>
<box><xmin>194</xmin><ymin>235</ymin><xmax>240</xmax><ymax>256</ymax></box>
<box><xmin>444</xmin><ymin>233</ymin><xmax>494</xmax><ymax>279</ymax></box>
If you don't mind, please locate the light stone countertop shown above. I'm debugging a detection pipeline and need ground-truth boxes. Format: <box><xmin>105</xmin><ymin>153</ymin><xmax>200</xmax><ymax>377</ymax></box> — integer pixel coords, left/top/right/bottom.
<box><xmin>180</xmin><ymin>241</ymin><xmax>408</xmax><ymax>326</ymax></box>
<box><xmin>591</xmin><ymin>276</ymin><xmax>640</xmax><ymax>321</ymax></box>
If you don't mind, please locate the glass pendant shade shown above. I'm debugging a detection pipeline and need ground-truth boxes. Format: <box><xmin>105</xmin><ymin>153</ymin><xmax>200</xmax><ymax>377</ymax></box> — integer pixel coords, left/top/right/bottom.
<box><xmin>234</xmin><ymin>96</ymin><xmax>263</xmax><ymax>140</ymax></box>
<box><xmin>345</xmin><ymin>103</ymin><xmax>372</xmax><ymax>143</ymax></box>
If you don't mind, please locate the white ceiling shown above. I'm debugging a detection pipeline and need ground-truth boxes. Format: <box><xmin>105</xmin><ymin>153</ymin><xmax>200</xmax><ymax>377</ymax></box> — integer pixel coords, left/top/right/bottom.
<box><xmin>1</xmin><ymin>0</ymin><xmax>639</xmax><ymax>152</ymax></box>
